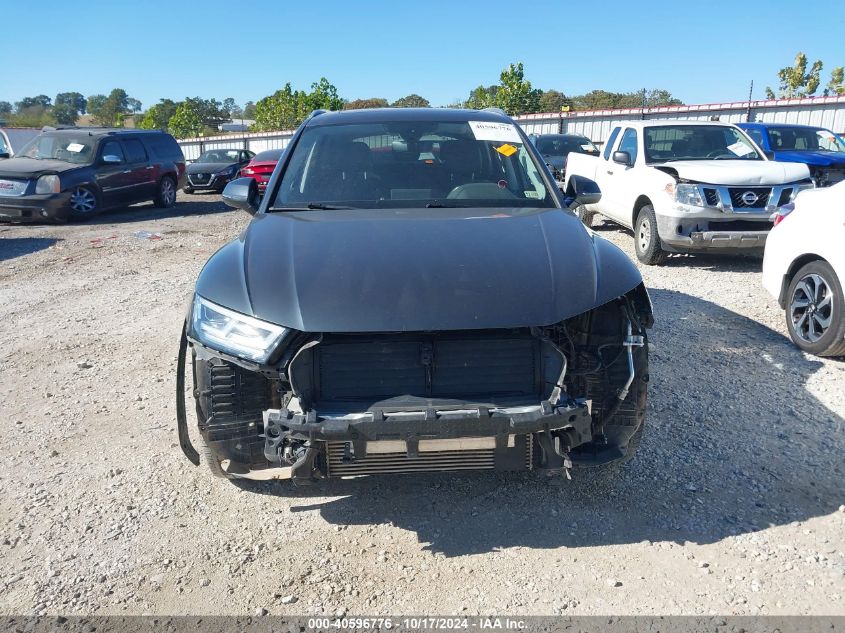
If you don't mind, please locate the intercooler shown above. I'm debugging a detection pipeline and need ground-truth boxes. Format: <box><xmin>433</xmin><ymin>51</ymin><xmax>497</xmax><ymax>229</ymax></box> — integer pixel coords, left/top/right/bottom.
<box><xmin>325</xmin><ymin>436</ymin><xmax>534</xmax><ymax>476</ymax></box>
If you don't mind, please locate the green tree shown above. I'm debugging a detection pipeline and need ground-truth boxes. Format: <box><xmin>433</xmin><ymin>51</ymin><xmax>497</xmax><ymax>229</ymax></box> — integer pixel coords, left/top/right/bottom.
<box><xmin>766</xmin><ymin>52</ymin><xmax>823</xmax><ymax>99</ymax></box>
<box><xmin>7</xmin><ymin>106</ymin><xmax>56</xmax><ymax>127</ymax></box>
<box><xmin>538</xmin><ymin>89</ymin><xmax>570</xmax><ymax>112</ymax></box>
<box><xmin>0</xmin><ymin>101</ymin><xmax>14</xmax><ymax>115</ymax></box>
<box><xmin>496</xmin><ymin>63</ymin><xmax>541</xmax><ymax>115</ymax></box>
<box><xmin>53</xmin><ymin>92</ymin><xmax>87</xmax><ymax>125</ymax></box>
<box><xmin>242</xmin><ymin>101</ymin><xmax>256</xmax><ymax>118</ymax></box>
<box><xmin>308</xmin><ymin>78</ymin><xmax>344</xmax><ymax>111</ymax></box>
<box><xmin>465</xmin><ymin>85</ymin><xmax>498</xmax><ymax>109</ymax></box>
<box><xmin>825</xmin><ymin>67</ymin><xmax>845</xmax><ymax>96</ymax></box>
<box><xmin>392</xmin><ymin>94</ymin><xmax>430</xmax><ymax>108</ymax></box>
<box><xmin>87</xmin><ymin>89</ymin><xmax>133</xmax><ymax>126</ymax></box>
<box><xmin>344</xmin><ymin>98</ymin><xmax>389</xmax><ymax>110</ymax></box>
<box><xmin>222</xmin><ymin>97</ymin><xmax>241</xmax><ymax>118</ymax></box>
<box><xmin>138</xmin><ymin>99</ymin><xmax>179</xmax><ymax>130</ymax></box>
<box><xmin>168</xmin><ymin>101</ymin><xmax>204</xmax><ymax>138</ymax></box>
<box><xmin>16</xmin><ymin>95</ymin><xmax>52</xmax><ymax>111</ymax></box>
<box><xmin>253</xmin><ymin>83</ymin><xmax>310</xmax><ymax>131</ymax></box>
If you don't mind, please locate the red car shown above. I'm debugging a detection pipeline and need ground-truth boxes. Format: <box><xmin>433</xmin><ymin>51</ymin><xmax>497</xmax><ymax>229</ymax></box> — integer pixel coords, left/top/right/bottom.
<box><xmin>239</xmin><ymin>148</ymin><xmax>284</xmax><ymax>193</ymax></box>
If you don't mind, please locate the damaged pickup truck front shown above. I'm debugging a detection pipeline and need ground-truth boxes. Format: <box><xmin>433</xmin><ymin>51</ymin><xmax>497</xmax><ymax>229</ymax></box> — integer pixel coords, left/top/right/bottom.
<box><xmin>176</xmin><ymin>107</ymin><xmax>654</xmax><ymax>484</ymax></box>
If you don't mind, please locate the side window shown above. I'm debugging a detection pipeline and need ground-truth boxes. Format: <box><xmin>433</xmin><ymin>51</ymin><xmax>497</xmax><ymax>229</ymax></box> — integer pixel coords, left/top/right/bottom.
<box><xmin>744</xmin><ymin>128</ymin><xmax>765</xmax><ymax>148</ymax></box>
<box><xmin>242</xmin><ymin>150</ymin><xmax>254</xmax><ymax>162</ymax></box>
<box><xmin>101</xmin><ymin>140</ymin><xmax>125</xmax><ymax>162</ymax></box>
<box><xmin>123</xmin><ymin>139</ymin><xmax>148</xmax><ymax>163</ymax></box>
<box><xmin>618</xmin><ymin>128</ymin><xmax>638</xmax><ymax>164</ymax></box>
<box><xmin>0</xmin><ymin>134</ymin><xmax>8</xmax><ymax>155</ymax></box>
<box><xmin>603</xmin><ymin>127</ymin><xmax>621</xmax><ymax>160</ymax></box>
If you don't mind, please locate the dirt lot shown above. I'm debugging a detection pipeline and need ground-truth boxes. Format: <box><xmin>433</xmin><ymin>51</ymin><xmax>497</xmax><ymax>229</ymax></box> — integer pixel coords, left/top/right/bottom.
<box><xmin>1</xmin><ymin>194</ymin><xmax>843</xmax><ymax>617</ymax></box>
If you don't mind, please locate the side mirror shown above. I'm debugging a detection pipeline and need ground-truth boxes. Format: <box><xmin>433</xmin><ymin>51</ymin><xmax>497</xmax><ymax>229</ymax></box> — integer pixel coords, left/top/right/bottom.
<box><xmin>612</xmin><ymin>151</ymin><xmax>632</xmax><ymax>166</ymax></box>
<box><xmin>763</xmin><ymin>150</ymin><xmax>775</xmax><ymax>160</ymax></box>
<box><xmin>222</xmin><ymin>177</ymin><xmax>260</xmax><ymax>215</ymax></box>
<box><xmin>566</xmin><ymin>174</ymin><xmax>601</xmax><ymax>207</ymax></box>
<box><xmin>102</xmin><ymin>155</ymin><xmax>122</xmax><ymax>164</ymax></box>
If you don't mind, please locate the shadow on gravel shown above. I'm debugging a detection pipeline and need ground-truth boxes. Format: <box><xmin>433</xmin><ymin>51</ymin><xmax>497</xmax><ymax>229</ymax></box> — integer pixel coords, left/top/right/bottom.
<box><xmin>253</xmin><ymin>288</ymin><xmax>844</xmax><ymax>557</ymax></box>
<box><xmin>78</xmin><ymin>199</ymin><xmax>233</xmax><ymax>225</ymax></box>
<box><xmin>0</xmin><ymin>236</ymin><xmax>60</xmax><ymax>261</ymax></box>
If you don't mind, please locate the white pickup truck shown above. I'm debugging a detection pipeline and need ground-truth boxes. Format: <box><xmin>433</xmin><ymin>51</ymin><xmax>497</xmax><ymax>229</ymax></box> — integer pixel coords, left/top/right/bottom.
<box><xmin>564</xmin><ymin>120</ymin><xmax>813</xmax><ymax>265</ymax></box>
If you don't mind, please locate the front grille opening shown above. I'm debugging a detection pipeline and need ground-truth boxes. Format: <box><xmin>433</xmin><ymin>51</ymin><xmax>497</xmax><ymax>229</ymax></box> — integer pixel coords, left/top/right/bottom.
<box><xmin>703</xmin><ymin>188</ymin><xmax>720</xmax><ymax>206</ymax></box>
<box><xmin>729</xmin><ymin>187</ymin><xmax>770</xmax><ymax>209</ymax></box>
<box><xmin>290</xmin><ymin>329</ymin><xmax>561</xmax><ymax>411</ymax></box>
<box><xmin>707</xmin><ymin>220</ymin><xmax>771</xmax><ymax>232</ymax></box>
<box><xmin>777</xmin><ymin>188</ymin><xmax>793</xmax><ymax>206</ymax></box>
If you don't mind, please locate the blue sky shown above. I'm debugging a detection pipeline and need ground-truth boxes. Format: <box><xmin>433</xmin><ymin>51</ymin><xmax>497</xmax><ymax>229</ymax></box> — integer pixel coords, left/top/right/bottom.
<box><xmin>2</xmin><ymin>0</ymin><xmax>844</xmax><ymax>111</ymax></box>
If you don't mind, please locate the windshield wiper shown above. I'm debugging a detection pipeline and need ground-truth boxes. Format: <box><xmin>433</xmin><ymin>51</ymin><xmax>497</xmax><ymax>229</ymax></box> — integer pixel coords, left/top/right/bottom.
<box><xmin>268</xmin><ymin>203</ymin><xmax>357</xmax><ymax>212</ymax></box>
<box><xmin>425</xmin><ymin>202</ymin><xmax>468</xmax><ymax>208</ymax></box>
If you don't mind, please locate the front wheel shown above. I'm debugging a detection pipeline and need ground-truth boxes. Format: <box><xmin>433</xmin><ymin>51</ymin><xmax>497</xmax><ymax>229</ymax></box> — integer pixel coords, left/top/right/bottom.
<box><xmin>154</xmin><ymin>176</ymin><xmax>177</xmax><ymax>208</ymax></box>
<box><xmin>785</xmin><ymin>260</ymin><xmax>845</xmax><ymax>357</ymax></box>
<box><xmin>68</xmin><ymin>186</ymin><xmax>100</xmax><ymax>219</ymax></box>
<box><xmin>634</xmin><ymin>205</ymin><xmax>667</xmax><ymax>266</ymax></box>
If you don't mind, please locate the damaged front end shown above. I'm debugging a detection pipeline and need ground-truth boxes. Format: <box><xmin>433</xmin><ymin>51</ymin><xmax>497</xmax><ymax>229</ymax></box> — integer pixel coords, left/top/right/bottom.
<box><xmin>178</xmin><ymin>284</ymin><xmax>653</xmax><ymax>484</ymax></box>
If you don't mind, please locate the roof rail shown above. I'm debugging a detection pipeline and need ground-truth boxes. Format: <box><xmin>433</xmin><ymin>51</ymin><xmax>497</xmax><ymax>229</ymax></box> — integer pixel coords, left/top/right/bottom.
<box><xmin>308</xmin><ymin>109</ymin><xmax>327</xmax><ymax>119</ymax></box>
<box><xmin>481</xmin><ymin>107</ymin><xmax>507</xmax><ymax>116</ymax></box>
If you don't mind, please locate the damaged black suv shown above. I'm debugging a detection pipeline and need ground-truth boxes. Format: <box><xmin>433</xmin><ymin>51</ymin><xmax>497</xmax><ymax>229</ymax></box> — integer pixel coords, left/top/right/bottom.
<box><xmin>177</xmin><ymin>107</ymin><xmax>653</xmax><ymax>484</ymax></box>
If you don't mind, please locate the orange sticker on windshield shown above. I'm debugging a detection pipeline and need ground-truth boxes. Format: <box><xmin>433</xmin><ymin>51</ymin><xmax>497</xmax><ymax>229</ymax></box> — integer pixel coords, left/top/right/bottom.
<box><xmin>495</xmin><ymin>143</ymin><xmax>518</xmax><ymax>157</ymax></box>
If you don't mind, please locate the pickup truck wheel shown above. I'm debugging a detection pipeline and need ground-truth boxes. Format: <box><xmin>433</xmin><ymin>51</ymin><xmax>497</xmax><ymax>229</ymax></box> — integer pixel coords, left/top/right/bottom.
<box><xmin>154</xmin><ymin>176</ymin><xmax>177</xmax><ymax>208</ymax></box>
<box><xmin>572</xmin><ymin>203</ymin><xmax>595</xmax><ymax>228</ymax></box>
<box><xmin>634</xmin><ymin>205</ymin><xmax>668</xmax><ymax>266</ymax></box>
<box><xmin>785</xmin><ymin>260</ymin><xmax>845</xmax><ymax>357</ymax></box>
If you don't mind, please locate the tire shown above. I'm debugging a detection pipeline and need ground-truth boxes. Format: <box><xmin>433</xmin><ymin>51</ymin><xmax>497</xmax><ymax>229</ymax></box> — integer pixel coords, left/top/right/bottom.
<box><xmin>183</xmin><ymin>186</ymin><xmax>194</xmax><ymax>195</ymax></box>
<box><xmin>154</xmin><ymin>176</ymin><xmax>177</xmax><ymax>208</ymax></box>
<box><xmin>67</xmin><ymin>186</ymin><xmax>100</xmax><ymax>219</ymax></box>
<box><xmin>785</xmin><ymin>260</ymin><xmax>845</xmax><ymax>357</ymax></box>
<box><xmin>572</xmin><ymin>202</ymin><xmax>596</xmax><ymax>228</ymax></box>
<box><xmin>634</xmin><ymin>205</ymin><xmax>668</xmax><ymax>266</ymax></box>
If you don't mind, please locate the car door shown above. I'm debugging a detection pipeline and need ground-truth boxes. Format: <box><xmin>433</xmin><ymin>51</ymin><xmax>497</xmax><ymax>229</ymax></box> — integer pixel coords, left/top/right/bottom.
<box><xmin>121</xmin><ymin>138</ymin><xmax>156</xmax><ymax>202</ymax></box>
<box><xmin>598</xmin><ymin>127</ymin><xmax>639</xmax><ymax>227</ymax></box>
<box><xmin>593</xmin><ymin>127</ymin><xmax>621</xmax><ymax>218</ymax></box>
<box><xmin>95</xmin><ymin>140</ymin><xmax>132</xmax><ymax>208</ymax></box>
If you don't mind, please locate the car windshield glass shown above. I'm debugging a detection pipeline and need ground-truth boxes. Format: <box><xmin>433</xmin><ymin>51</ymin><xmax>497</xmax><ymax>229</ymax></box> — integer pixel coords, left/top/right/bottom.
<box><xmin>16</xmin><ymin>134</ymin><xmax>96</xmax><ymax>164</ymax></box>
<box><xmin>196</xmin><ymin>150</ymin><xmax>240</xmax><ymax>163</ymax></box>
<box><xmin>270</xmin><ymin>120</ymin><xmax>555</xmax><ymax>210</ymax></box>
<box><xmin>535</xmin><ymin>136</ymin><xmax>598</xmax><ymax>156</ymax></box>
<box><xmin>644</xmin><ymin>125</ymin><xmax>762</xmax><ymax>163</ymax></box>
<box><xmin>768</xmin><ymin>127</ymin><xmax>845</xmax><ymax>152</ymax></box>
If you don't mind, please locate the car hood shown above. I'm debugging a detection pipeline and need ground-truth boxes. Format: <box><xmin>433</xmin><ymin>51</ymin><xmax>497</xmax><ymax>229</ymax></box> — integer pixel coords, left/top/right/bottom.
<box><xmin>0</xmin><ymin>157</ymin><xmax>81</xmax><ymax>179</ymax></box>
<box><xmin>773</xmin><ymin>150</ymin><xmax>845</xmax><ymax>168</ymax></box>
<box><xmin>187</xmin><ymin>162</ymin><xmax>236</xmax><ymax>174</ymax></box>
<box><xmin>195</xmin><ymin>207</ymin><xmax>643</xmax><ymax>333</ymax></box>
<box><xmin>658</xmin><ymin>159</ymin><xmax>810</xmax><ymax>185</ymax></box>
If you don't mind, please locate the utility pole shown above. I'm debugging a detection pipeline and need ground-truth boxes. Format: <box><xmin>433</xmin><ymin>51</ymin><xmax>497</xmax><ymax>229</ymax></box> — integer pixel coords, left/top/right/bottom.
<box><xmin>641</xmin><ymin>88</ymin><xmax>647</xmax><ymax>120</ymax></box>
<box><xmin>746</xmin><ymin>80</ymin><xmax>754</xmax><ymax>122</ymax></box>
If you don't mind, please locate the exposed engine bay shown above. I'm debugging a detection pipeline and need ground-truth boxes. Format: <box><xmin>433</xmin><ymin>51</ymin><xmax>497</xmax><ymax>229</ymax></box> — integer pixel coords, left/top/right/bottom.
<box><xmin>180</xmin><ymin>284</ymin><xmax>653</xmax><ymax>483</ymax></box>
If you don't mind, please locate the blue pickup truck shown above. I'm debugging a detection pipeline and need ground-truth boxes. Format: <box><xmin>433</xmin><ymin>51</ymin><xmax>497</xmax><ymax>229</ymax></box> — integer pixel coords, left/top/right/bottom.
<box><xmin>737</xmin><ymin>122</ymin><xmax>845</xmax><ymax>187</ymax></box>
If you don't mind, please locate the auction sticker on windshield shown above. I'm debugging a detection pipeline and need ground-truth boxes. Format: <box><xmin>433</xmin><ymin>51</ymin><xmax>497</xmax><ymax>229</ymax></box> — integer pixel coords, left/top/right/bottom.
<box><xmin>66</xmin><ymin>143</ymin><xmax>85</xmax><ymax>153</ymax></box>
<box><xmin>469</xmin><ymin>121</ymin><xmax>521</xmax><ymax>143</ymax></box>
<box><xmin>727</xmin><ymin>140</ymin><xmax>755</xmax><ymax>156</ymax></box>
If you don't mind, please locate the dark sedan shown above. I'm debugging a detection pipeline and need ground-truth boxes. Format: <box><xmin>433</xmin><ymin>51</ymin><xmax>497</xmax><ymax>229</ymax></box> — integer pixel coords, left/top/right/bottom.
<box><xmin>184</xmin><ymin>149</ymin><xmax>254</xmax><ymax>193</ymax></box>
<box><xmin>532</xmin><ymin>133</ymin><xmax>599</xmax><ymax>181</ymax></box>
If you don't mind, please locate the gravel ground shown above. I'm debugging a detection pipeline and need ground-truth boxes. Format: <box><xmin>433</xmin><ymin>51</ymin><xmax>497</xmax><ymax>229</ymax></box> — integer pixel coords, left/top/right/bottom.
<box><xmin>0</xmin><ymin>195</ymin><xmax>843</xmax><ymax>617</ymax></box>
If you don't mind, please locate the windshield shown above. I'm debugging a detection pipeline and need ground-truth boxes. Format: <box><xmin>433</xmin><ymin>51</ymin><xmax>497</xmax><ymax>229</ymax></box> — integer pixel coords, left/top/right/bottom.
<box><xmin>767</xmin><ymin>127</ymin><xmax>845</xmax><ymax>152</ymax></box>
<box><xmin>535</xmin><ymin>135</ymin><xmax>598</xmax><ymax>156</ymax></box>
<box><xmin>16</xmin><ymin>133</ymin><xmax>97</xmax><ymax>164</ymax></box>
<box><xmin>196</xmin><ymin>149</ymin><xmax>240</xmax><ymax>163</ymax></box>
<box><xmin>644</xmin><ymin>125</ymin><xmax>762</xmax><ymax>163</ymax></box>
<box><xmin>271</xmin><ymin>120</ymin><xmax>554</xmax><ymax>210</ymax></box>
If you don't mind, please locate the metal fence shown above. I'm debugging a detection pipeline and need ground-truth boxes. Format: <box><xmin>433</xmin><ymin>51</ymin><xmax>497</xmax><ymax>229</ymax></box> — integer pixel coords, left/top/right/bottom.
<box><xmin>176</xmin><ymin>95</ymin><xmax>845</xmax><ymax>156</ymax></box>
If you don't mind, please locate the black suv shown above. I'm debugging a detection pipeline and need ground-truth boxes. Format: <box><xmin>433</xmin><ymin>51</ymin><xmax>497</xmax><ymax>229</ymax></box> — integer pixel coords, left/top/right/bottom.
<box><xmin>0</xmin><ymin>128</ymin><xmax>186</xmax><ymax>222</ymax></box>
<box><xmin>177</xmin><ymin>107</ymin><xmax>653</xmax><ymax>485</ymax></box>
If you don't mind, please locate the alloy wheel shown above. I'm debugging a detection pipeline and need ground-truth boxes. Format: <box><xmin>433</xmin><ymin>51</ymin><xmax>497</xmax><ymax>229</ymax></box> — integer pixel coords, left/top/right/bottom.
<box><xmin>69</xmin><ymin>188</ymin><xmax>97</xmax><ymax>214</ymax></box>
<box><xmin>161</xmin><ymin>179</ymin><xmax>176</xmax><ymax>206</ymax></box>
<box><xmin>790</xmin><ymin>273</ymin><xmax>833</xmax><ymax>343</ymax></box>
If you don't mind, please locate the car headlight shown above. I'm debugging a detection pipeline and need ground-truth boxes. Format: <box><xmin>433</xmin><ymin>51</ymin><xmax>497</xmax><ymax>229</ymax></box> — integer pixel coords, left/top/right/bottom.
<box><xmin>35</xmin><ymin>174</ymin><xmax>60</xmax><ymax>194</ymax></box>
<box><xmin>673</xmin><ymin>183</ymin><xmax>705</xmax><ymax>208</ymax></box>
<box><xmin>191</xmin><ymin>295</ymin><xmax>287</xmax><ymax>363</ymax></box>
<box><xmin>217</xmin><ymin>166</ymin><xmax>237</xmax><ymax>177</ymax></box>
